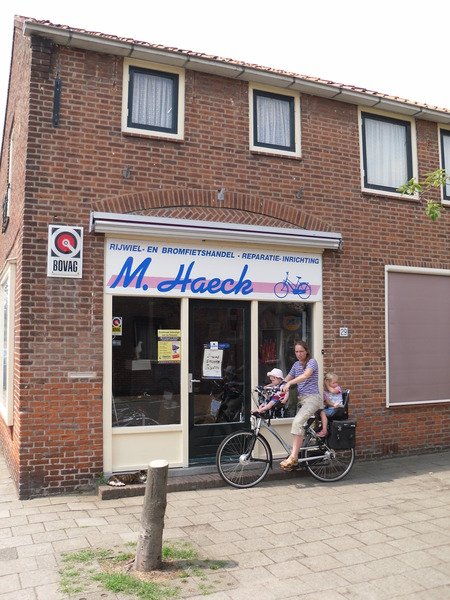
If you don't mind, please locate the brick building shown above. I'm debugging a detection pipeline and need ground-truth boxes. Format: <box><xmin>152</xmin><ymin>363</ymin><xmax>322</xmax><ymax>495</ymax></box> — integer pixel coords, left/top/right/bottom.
<box><xmin>0</xmin><ymin>16</ymin><xmax>449</xmax><ymax>498</ymax></box>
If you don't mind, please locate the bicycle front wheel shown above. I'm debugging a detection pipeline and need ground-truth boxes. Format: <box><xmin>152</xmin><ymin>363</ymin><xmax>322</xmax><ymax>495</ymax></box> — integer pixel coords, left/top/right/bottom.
<box><xmin>273</xmin><ymin>282</ymin><xmax>289</xmax><ymax>298</ymax></box>
<box><xmin>302</xmin><ymin>434</ymin><xmax>354</xmax><ymax>482</ymax></box>
<box><xmin>216</xmin><ymin>431</ymin><xmax>272</xmax><ymax>488</ymax></box>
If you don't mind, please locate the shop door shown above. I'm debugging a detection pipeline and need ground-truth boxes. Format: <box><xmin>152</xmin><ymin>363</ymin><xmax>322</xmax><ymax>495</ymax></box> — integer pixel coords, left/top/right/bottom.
<box><xmin>189</xmin><ymin>300</ymin><xmax>250</xmax><ymax>463</ymax></box>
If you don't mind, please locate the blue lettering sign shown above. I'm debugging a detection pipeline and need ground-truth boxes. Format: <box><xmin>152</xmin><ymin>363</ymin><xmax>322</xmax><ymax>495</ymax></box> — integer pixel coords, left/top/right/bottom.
<box><xmin>157</xmin><ymin>263</ymin><xmax>194</xmax><ymax>293</ymax></box>
<box><xmin>157</xmin><ymin>261</ymin><xmax>253</xmax><ymax>296</ymax></box>
<box><xmin>110</xmin><ymin>257</ymin><xmax>152</xmax><ymax>289</ymax></box>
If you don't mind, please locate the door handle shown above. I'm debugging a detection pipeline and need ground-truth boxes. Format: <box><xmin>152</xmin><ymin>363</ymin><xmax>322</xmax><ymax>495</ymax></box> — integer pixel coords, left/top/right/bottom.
<box><xmin>189</xmin><ymin>374</ymin><xmax>201</xmax><ymax>393</ymax></box>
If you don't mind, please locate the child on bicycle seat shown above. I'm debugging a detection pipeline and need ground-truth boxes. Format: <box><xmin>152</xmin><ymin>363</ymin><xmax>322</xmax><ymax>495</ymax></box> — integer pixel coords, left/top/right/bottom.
<box><xmin>254</xmin><ymin>368</ymin><xmax>287</xmax><ymax>414</ymax></box>
<box><xmin>317</xmin><ymin>372</ymin><xmax>344</xmax><ymax>437</ymax></box>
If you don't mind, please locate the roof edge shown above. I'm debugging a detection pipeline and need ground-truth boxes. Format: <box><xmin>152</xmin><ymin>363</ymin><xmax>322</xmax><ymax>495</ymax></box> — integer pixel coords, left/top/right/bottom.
<box><xmin>22</xmin><ymin>18</ymin><xmax>450</xmax><ymax>125</ymax></box>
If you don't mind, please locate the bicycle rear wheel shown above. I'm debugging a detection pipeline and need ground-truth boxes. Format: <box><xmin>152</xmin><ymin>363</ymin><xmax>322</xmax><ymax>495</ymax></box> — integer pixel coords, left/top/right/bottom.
<box><xmin>302</xmin><ymin>434</ymin><xmax>354</xmax><ymax>482</ymax></box>
<box><xmin>216</xmin><ymin>431</ymin><xmax>272</xmax><ymax>488</ymax></box>
<box><xmin>273</xmin><ymin>282</ymin><xmax>289</xmax><ymax>298</ymax></box>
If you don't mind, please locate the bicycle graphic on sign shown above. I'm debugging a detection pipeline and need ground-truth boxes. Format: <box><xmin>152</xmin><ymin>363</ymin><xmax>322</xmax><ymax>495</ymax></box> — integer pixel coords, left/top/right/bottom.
<box><xmin>273</xmin><ymin>272</ymin><xmax>312</xmax><ymax>299</ymax></box>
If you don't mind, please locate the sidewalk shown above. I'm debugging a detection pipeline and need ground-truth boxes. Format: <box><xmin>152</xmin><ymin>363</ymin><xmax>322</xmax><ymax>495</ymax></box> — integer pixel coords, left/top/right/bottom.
<box><xmin>0</xmin><ymin>450</ymin><xmax>449</xmax><ymax>599</ymax></box>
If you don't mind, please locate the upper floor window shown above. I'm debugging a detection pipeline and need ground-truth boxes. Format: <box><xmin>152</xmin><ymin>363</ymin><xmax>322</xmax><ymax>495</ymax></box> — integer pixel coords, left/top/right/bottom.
<box><xmin>360</xmin><ymin>112</ymin><xmax>414</xmax><ymax>195</ymax></box>
<box><xmin>122</xmin><ymin>59</ymin><xmax>185</xmax><ymax>140</ymax></box>
<box><xmin>440</xmin><ymin>129</ymin><xmax>450</xmax><ymax>203</ymax></box>
<box><xmin>249</xmin><ymin>84</ymin><xmax>301</xmax><ymax>158</ymax></box>
<box><xmin>0</xmin><ymin>261</ymin><xmax>15</xmax><ymax>426</ymax></box>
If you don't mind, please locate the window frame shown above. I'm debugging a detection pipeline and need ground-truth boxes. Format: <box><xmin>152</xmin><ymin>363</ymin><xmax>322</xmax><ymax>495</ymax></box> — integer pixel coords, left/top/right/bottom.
<box><xmin>359</xmin><ymin>109</ymin><xmax>417</xmax><ymax>197</ymax></box>
<box><xmin>111</xmin><ymin>295</ymin><xmax>181</xmax><ymax>429</ymax></box>
<box><xmin>249</xmin><ymin>83</ymin><xmax>301</xmax><ymax>158</ymax></box>
<box><xmin>385</xmin><ymin>265</ymin><xmax>450</xmax><ymax>407</ymax></box>
<box><xmin>0</xmin><ymin>261</ymin><xmax>16</xmax><ymax>426</ymax></box>
<box><xmin>122</xmin><ymin>59</ymin><xmax>185</xmax><ymax>141</ymax></box>
<box><xmin>439</xmin><ymin>127</ymin><xmax>450</xmax><ymax>205</ymax></box>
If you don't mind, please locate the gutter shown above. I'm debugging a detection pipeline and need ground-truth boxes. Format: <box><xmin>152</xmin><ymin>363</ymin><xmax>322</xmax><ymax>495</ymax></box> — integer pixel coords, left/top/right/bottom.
<box><xmin>22</xmin><ymin>21</ymin><xmax>450</xmax><ymax>125</ymax></box>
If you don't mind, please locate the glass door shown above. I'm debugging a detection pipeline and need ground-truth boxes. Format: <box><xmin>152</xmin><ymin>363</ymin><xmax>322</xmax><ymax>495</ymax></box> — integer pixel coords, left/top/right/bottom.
<box><xmin>189</xmin><ymin>299</ymin><xmax>250</xmax><ymax>463</ymax></box>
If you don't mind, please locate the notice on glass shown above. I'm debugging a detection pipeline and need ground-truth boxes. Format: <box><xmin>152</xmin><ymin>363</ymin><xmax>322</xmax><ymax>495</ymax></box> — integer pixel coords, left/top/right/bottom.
<box><xmin>157</xmin><ymin>329</ymin><xmax>181</xmax><ymax>363</ymax></box>
<box><xmin>202</xmin><ymin>348</ymin><xmax>223</xmax><ymax>379</ymax></box>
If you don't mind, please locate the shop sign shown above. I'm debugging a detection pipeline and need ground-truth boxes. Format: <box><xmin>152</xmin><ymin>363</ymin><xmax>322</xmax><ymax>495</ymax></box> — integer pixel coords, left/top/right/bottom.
<box><xmin>47</xmin><ymin>225</ymin><xmax>83</xmax><ymax>278</ymax></box>
<box><xmin>105</xmin><ymin>239</ymin><xmax>322</xmax><ymax>301</ymax></box>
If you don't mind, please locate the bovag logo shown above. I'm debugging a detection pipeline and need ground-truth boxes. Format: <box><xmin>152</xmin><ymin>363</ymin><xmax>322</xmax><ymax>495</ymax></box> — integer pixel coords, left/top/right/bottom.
<box><xmin>47</xmin><ymin>225</ymin><xmax>83</xmax><ymax>278</ymax></box>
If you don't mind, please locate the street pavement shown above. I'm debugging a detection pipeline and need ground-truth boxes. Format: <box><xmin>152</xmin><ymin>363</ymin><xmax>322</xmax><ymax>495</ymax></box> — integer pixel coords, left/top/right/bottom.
<box><xmin>0</xmin><ymin>449</ymin><xmax>449</xmax><ymax>599</ymax></box>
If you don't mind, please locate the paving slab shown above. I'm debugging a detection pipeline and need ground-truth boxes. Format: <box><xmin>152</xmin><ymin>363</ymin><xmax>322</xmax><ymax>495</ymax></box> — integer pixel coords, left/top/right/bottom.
<box><xmin>0</xmin><ymin>449</ymin><xmax>448</xmax><ymax>599</ymax></box>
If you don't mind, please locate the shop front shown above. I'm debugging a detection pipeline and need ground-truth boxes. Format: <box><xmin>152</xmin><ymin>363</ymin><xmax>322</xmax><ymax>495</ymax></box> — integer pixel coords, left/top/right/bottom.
<box><xmin>91</xmin><ymin>213</ymin><xmax>342</xmax><ymax>475</ymax></box>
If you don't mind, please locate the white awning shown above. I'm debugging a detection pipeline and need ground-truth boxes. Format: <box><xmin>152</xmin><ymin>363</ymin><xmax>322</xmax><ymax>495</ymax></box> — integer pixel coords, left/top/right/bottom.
<box><xmin>90</xmin><ymin>212</ymin><xmax>342</xmax><ymax>251</ymax></box>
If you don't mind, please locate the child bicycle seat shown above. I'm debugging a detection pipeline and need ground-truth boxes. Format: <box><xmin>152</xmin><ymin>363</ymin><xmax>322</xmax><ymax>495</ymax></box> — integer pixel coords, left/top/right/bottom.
<box><xmin>331</xmin><ymin>389</ymin><xmax>350</xmax><ymax>421</ymax></box>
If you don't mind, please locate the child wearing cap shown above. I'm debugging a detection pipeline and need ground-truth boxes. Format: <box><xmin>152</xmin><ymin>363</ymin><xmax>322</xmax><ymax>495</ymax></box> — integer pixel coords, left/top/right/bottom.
<box><xmin>255</xmin><ymin>368</ymin><xmax>287</xmax><ymax>414</ymax></box>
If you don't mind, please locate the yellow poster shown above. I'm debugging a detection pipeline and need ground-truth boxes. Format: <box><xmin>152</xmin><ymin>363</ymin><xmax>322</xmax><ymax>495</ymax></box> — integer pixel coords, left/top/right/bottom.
<box><xmin>157</xmin><ymin>330</ymin><xmax>181</xmax><ymax>363</ymax></box>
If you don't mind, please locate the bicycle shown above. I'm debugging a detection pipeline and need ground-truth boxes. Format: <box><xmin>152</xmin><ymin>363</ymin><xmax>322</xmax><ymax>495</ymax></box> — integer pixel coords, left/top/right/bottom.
<box><xmin>273</xmin><ymin>272</ymin><xmax>312</xmax><ymax>299</ymax></box>
<box><xmin>216</xmin><ymin>386</ymin><xmax>355</xmax><ymax>488</ymax></box>
<box><xmin>112</xmin><ymin>398</ymin><xmax>159</xmax><ymax>427</ymax></box>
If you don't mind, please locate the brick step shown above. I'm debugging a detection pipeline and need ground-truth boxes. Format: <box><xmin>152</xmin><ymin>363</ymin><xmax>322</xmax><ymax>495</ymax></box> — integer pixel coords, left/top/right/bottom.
<box><xmin>98</xmin><ymin>461</ymin><xmax>300</xmax><ymax>500</ymax></box>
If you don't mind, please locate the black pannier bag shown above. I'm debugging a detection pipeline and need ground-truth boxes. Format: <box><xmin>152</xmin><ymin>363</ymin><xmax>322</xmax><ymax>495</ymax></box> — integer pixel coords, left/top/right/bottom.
<box><xmin>329</xmin><ymin>420</ymin><xmax>356</xmax><ymax>450</ymax></box>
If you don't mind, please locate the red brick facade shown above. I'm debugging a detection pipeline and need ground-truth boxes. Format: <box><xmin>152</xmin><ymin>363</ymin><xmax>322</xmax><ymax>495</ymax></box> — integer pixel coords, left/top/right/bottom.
<box><xmin>0</xmin><ymin>17</ymin><xmax>448</xmax><ymax>498</ymax></box>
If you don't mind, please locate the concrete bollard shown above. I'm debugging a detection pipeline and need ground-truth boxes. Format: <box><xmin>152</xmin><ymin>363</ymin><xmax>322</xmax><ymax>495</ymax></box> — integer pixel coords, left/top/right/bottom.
<box><xmin>134</xmin><ymin>459</ymin><xmax>169</xmax><ymax>571</ymax></box>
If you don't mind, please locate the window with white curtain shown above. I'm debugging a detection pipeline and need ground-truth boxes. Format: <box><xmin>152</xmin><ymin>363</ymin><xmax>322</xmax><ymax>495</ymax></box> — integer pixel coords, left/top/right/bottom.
<box><xmin>0</xmin><ymin>262</ymin><xmax>15</xmax><ymax>426</ymax></box>
<box><xmin>361</xmin><ymin>112</ymin><xmax>413</xmax><ymax>193</ymax></box>
<box><xmin>250</xmin><ymin>85</ymin><xmax>300</xmax><ymax>157</ymax></box>
<box><xmin>128</xmin><ymin>67</ymin><xmax>178</xmax><ymax>133</ymax></box>
<box><xmin>440</xmin><ymin>129</ymin><xmax>450</xmax><ymax>201</ymax></box>
<box><xmin>122</xmin><ymin>59</ymin><xmax>185</xmax><ymax>140</ymax></box>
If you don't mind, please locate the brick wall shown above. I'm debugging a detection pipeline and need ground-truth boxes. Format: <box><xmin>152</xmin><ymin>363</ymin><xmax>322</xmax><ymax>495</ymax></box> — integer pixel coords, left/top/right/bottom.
<box><xmin>0</xmin><ymin>20</ymin><xmax>448</xmax><ymax>496</ymax></box>
<box><xmin>0</xmin><ymin>19</ymin><xmax>32</xmax><ymax>492</ymax></box>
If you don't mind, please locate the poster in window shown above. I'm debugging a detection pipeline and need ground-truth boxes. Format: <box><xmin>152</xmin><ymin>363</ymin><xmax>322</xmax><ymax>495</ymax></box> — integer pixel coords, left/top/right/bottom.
<box><xmin>112</xmin><ymin>316</ymin><xmax>122</xmax><ymax>335</ymax></box>
<box><xmin>157</xmin><ymin>329</ymin><xmax>181</xmax><ymax>363</ymax></box>
<box><xmin>202</xmin><ymin>348</ymin><xmax>223</xmax><ymax>379</ymax></box>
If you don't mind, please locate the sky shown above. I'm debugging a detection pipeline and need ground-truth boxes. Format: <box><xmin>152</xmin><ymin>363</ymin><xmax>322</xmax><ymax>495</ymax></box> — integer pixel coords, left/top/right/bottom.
<box><xmin>1</xmin><ymin>0</ymin><xmax>450</xmax><ymax>142</ymax></box>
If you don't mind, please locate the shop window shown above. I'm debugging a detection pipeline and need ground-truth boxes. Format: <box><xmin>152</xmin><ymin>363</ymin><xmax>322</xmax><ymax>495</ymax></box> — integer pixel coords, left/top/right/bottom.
<box><xmin>0</xmin><ymin>262</ymin><xmax>15</xmax><ymax>426</ymax></box>
<box><xmin>361</xmin><ymin>112</ymin><xmax>414</xmax><ymax>194</ymax></box>
<box><xmin>258</xmin><ymin>301</ymin><xmax>310</xmax><ymax>417</ymax></box>
<box><xmin>250</xmin><ymin>84</ymin><xmax>301</xmax><ymax>157</ymax></box>
<box><xmin>122</xmin><ymin>59</ymin><xmax>185</xmax><ymax>140</ymax></box>
<box><xmin>112</xmin><ymin>296</ymin><xmax>181</xmax><ymax>427</ymax></box>
<box><xmin>440</xmin><ymin>129</ymin><xmax>450</xmax><ymax>202</ymax></box>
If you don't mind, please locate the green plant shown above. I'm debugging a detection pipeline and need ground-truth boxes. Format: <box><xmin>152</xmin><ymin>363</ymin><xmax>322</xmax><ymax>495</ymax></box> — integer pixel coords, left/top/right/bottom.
<box><xmin>59</xmin><ymin>567</ymin><xmax>83</xmax><ymax>595</ymax></box>
<box><xmin>162</xmin><ymin>542</ymin><xmax>199</xmax><ymax>561</ymax></box>
<box><xmin>59</xmin><ymin>542</ymin><xmax>231</xmax><ymax>599</ymax></box>
<box><xmin>95</xmin><ymin>472</ymin><xmax>109</xmax><ymax>486</ymax></box>
<box><xmin>92</xmin><ymin>572</ymin><xmax>178</xmax><ymax>599</ymax></box>
<box><xmin>62</xmin><ymin>548</ymin><xmax>112</xmax><ymax>564</ymax></box>
<box><xmin>198</xmin><ymin>582</ymin><xmax>214</xmax><ymax>595</ymax></box>
<box><xmin>111</xmin><ymin>550</ymin><xmax>135</xmax><ymax>563</ymax></box>
<box><xmin>397</xmin><ymin>168</ymin><xmax>448</xmax><ymax>221</ymax></box>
